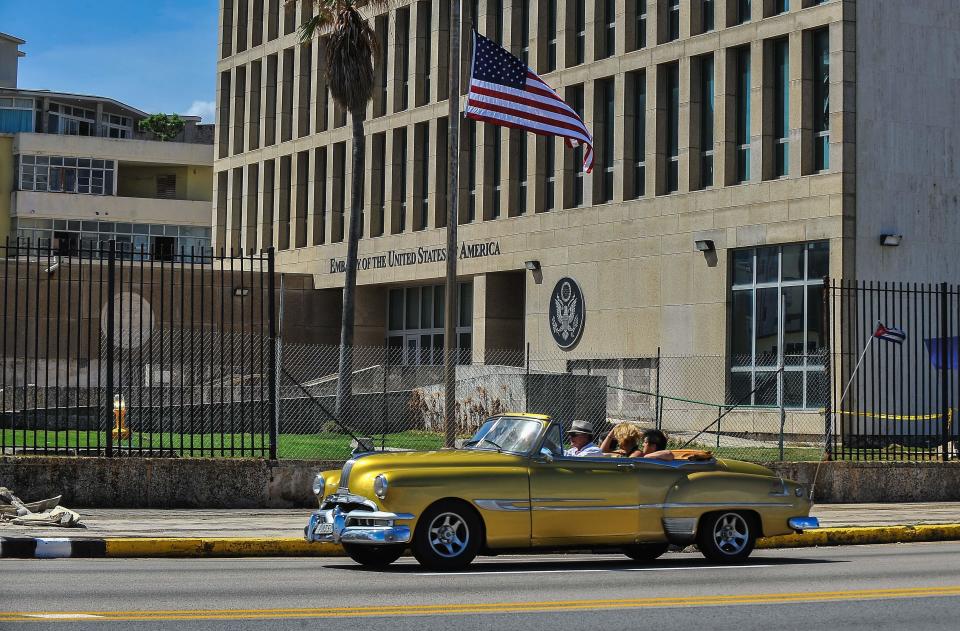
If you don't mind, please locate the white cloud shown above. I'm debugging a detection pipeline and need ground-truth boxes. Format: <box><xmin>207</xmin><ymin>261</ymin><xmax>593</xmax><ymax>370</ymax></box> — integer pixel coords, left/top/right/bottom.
<box><xmin>185</xmin><ymin>100</ymin><xmax>216</xmax><ymax>123</ymax></box>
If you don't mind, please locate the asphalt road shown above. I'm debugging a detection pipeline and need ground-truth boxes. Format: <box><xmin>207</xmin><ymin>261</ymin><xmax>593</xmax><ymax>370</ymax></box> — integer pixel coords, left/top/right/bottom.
<box><xmin>2</xmin><ymin>542</ymin><xmax>959</xmax><ymax>630</ymax></box>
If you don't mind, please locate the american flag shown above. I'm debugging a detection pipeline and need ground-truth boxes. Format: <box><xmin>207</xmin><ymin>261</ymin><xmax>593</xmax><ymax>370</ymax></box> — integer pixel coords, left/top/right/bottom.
<box><xmin>465</xmin><ymin>31</ymin><xmax>594</xmax><ymax>173</ymax></box>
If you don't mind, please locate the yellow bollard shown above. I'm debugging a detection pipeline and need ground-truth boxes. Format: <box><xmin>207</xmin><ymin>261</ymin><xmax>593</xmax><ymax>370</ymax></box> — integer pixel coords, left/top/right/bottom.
<box><xmin>112</xmin><ymin>394</ymin><xmax>130</xmax><ymax>441</ymax></box>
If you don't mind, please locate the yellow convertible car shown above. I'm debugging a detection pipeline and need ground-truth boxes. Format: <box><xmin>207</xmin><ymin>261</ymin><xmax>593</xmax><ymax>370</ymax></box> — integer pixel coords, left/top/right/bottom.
<box><xmin>304</xmin><ymin>413</ymin><xmax>818</xmax><ymax>570</ymax></box>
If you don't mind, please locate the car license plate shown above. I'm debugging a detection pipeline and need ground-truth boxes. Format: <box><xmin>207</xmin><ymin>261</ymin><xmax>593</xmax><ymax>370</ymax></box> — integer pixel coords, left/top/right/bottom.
<box><xmin>314</xmin><ymin>522</ymin><xmax>334</xmax><ymax>535</ymax></box>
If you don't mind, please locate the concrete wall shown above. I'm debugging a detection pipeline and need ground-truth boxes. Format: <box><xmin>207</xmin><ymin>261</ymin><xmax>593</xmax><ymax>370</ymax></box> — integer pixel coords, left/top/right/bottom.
<box><xmin>3</xmin><ymin>456</ymin><xmax>959</xmax><ymax>508</ymax></box>
<box><xmin>854</xmin><ymin>1</ymin><xmax>960</xmax><ymax>282</ymax></box>
<box><xmin>0</xmin><ymin>135</ymin><xmax>12</xmax><ymax>241</ymax></box>
<box><xmin>14</xmin><ymin>132</ymin><xmax>213</xmax><ymax>168</ymax></box>
<box><xmin>12</xmin><ymin>191</ymin><xmax>212</xmax><ymax>227</ymax></box>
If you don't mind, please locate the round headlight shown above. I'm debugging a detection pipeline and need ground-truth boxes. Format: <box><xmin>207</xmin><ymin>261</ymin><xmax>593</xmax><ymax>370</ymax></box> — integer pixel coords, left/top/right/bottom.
<box><xmin>374</xmin><ymin>474</ymin><xmax>388</xmax><ymax>499</ymax></box>
<box><xmin>312</xmin><ymin>474</ymin><xmax>326</xmax><ymax>497</ymax></box>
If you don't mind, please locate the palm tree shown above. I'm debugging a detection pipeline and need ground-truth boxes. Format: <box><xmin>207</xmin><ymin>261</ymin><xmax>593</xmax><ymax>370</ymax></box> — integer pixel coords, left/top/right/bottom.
<box><xmin>299</xmin><ymin>0</ymin><xmax>386</xmax><ymax>421</ymax></box>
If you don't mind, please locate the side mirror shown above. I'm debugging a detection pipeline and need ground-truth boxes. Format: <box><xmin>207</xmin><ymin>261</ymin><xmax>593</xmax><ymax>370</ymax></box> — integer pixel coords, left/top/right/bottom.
<box><xmin>538</xmin><ymin>448</ymin><xmax>554</xmax><ymax>463</ymax></box>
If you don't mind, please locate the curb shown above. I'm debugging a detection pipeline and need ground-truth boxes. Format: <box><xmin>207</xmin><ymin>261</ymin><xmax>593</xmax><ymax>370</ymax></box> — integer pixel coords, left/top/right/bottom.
<box><xmin>4</xmin><ymin>524</ymin><xmax>960</xmax><ymax>559</ymax></box>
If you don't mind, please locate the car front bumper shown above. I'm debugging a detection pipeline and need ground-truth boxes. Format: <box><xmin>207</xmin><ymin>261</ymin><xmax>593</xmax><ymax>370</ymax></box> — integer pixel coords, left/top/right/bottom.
<box><xmin>304</xmin><ymin>507</ymin><xmax>415</xmax><ymax>545</ymax></box>
<box><xmin>788</xmin><ymin>516</ymin><xmax>820</xmax><ymax>532</ymax></box>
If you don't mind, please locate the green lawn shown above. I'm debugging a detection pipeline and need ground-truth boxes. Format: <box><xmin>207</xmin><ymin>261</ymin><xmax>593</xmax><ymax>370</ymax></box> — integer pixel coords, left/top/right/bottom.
<box><xmin>1</xmin><ymin>429</ymin><xmax>444</xmax><ymax>460</ymax></box>
<box><xmin>3</xmin><ymin>430</ymin><xmax>944</xmax><ymax>462</ymax></box>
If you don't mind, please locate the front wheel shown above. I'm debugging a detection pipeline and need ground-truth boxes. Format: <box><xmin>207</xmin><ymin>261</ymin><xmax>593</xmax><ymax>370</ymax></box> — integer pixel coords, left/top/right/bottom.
<box><xmin>623</xmin><ymin>542</ymin><xmax>669</xmax><ymax>562</ymax></box>
<box><xmin>343</xmin><ymin>543</ymin><xmax>405</xmax><ymax>568</ymax></box>
<box><xmin>697</xmin><ymin>511</ymin><xmax>757</xmax><ymax>563</ymax></box>
<box><xmin>412</xmin><ymin>500</ymin><xmax>482</xmax><ymax>570</ymax></box>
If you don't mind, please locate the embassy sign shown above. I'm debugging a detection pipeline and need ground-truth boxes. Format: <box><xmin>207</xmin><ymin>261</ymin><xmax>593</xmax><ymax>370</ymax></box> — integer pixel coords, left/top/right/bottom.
<box><xmin>329</xmin><ymin>240</ymin><xmax>502</xmax><ymax>274</ymax></box>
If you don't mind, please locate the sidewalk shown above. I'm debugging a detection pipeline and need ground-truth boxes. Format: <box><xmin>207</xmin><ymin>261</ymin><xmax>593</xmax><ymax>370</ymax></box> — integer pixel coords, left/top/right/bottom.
<box><xmin>3</xmin><ymin>503</ymin><xmax>960</xmax><ymax>540</ymax></box>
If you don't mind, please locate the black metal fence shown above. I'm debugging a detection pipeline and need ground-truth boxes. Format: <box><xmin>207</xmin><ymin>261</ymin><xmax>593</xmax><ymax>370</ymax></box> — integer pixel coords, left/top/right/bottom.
<box><xmin>0</xmin><ymin>240</ymin><xmax>277</xmax><ymax>458</ymax></box>
<box><xmin>827</xmin><ymin>280</ymin><xmax>959</xmax><ymax>461</ymax></box>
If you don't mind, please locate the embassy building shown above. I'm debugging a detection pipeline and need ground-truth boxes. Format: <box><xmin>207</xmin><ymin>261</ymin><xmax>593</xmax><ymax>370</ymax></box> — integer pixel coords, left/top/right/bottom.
<box><xmin>214</xmin><ymin>1</ymin><xmax>960</xmax><ymax>409</ymax></box>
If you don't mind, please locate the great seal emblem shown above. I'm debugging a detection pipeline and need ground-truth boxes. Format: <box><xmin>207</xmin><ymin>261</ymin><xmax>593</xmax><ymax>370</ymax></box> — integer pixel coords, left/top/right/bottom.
<box><xmin>549</xmin><ymin>277</ymin><xmax>585</xmax><ymax>349</ymax></box>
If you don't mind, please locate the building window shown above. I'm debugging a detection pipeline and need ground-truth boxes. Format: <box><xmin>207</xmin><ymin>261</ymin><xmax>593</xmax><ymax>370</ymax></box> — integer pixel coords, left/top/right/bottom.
<box><xmin>665</xmin><ymin>63</ymin><xmax>680</xmax><ymax>194</ymax></box>
<box><xmin>156</xmin><ymin>174</ymin><xmax>177</xmax><ymax>199</ymax></box>
<box><xmin>597</xmin><ymin>78</ymin><xmax>615</xmax><ymax>203</ymax></box>
<box><xmin>397</xmin><ymin>131</ymin><xmax>408</xmax><ymax>232</ymax></box>
<box><xmin>773</xmin><ymin>37</ymin><xmax>790</xmax><ymax>177</ymax></box>
<box><xmin>668</xmin><ymin>0</ymin><xmax>680</xmax><ymax>41</ymax></box>
<box><xmin>631</xmin><ymin>72</ymin><xmax>646</xmax><ymax>198</ymax></box>
<box><xmin>423</xmin><ymin>4</ymin><xmax>432</xmax><ymax>101</ymax></box>
<box><xmin>735</xmin><ymin>46</ymin><xmax>752</xmax><ymax>183</ymax></box>
<box><xmin>417</xmin><ymin>123</ymin><xmax>429</xmax><ymax>231</ymax></box>
<box><xmin>517</xmin><ymin>134</ymin><xmax>528</xmax><ymax>214</ymax></box>
<box><xmin>568</xmin><ymin>85</ymin><xmax>585</xmax><ymax>207</ymax></box>
<box><xmin>48</xmin><ymin>103</ymin><xmax>97</xmax><ymax>137</ymax></box>
<box><xmin>635</xmin><ymin>0</ymin><xmax>647</xmax><ymax>49</ymax></box>
<box><xmin>699</xmin><ymin>55</ymin><xmax>715</xmax><ymax>188</ymax></box>
<box><xmin>101</xmin><ymin>113</ymin><xmax>133</xmax><ymax>139</ymax></box>
<box><xmin>387</xmin><ymin>282</ymin><xmax>473</xmax><ymax>366</ymax></box>
<box><xmin>0</xmin><ymin>97</ymin><xmax>35</xmax><ymax>134</ymax></box>
<box><xmin>546</xmin><ymin>0</ymin><xmax>557</xmax><ymax>71</ymax></box>
<box><xmin>467</xmin><ymin>119</ymin><xmax>477</xmax><ymax>222</ymax></box>
<box><xmin>493</xmin><ymin>0</ymin><xmax>503</xmax><ymax>43</ymax></box>
<box><xmin>702</xmin><ymin>0</ymin><xmax>715</xmax><ymax>32</ymax></box>
<box><xmin>520</xmin><ymin>0</ymin><xmax>530</xmax><ymax>65</ymax></box>
<box><xmin>544</xmin><ymin>138</ymin><xmax>555</xmax><ymax>211</ymax></box>
<box><xmin>574</xmin><ymin>0</ymin><xmax>586</xmax><ymax>65</ymax></box>
<box><xmin>396</xmin><ymin>8</ymin><xmax>410</xmax><ymax>112</ymax></box>
<box><xmin>730</xmin><ymin>241</ymin><xmax>829</xmax><ymax>409</ymax></box>
<box><xmin>602</xmin><ymin>0</ymin><xmax>616</xmax><ymax>58</ymax></box>
<box><xmin>775</xmin><ymin>0</ymin><xmax>789</xmax><ymax>13</ymax></box>
<box><xmin>18</xmin><ymin>155</ymin><xmax>115</xmax><ymax>196</ymax></box>
<box><xmin>812</xmin><ymin>28</ymin><xmax>830</xmax><ymax>171</ymax></box>
<box><xmin>735</xmin><ymin>0</ymin><xmax>751</xmax><ymax>25</ymax></box>
<box><xmin>491</xmin><ymin>126</ymin><xmax>501</xmax><ymax>218</ymax></box>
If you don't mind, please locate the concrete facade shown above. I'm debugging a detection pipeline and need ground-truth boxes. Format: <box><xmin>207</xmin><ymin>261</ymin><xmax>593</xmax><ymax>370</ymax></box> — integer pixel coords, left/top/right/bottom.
<box><xmin>213</xmin><ymin>1</ymin><xmax>959</xmax><ymax>406</ymax></box>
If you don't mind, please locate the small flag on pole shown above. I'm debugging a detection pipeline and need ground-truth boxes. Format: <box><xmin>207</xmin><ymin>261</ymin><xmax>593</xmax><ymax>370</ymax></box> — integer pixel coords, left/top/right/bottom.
<box><xmin>465</xmin><ymin>31</ymin><xmax>594</xmax><ymax>173</ymax></box>
<box><xmin>873</xmin><ymin>323</ymin><xmax>906</xmax><ymax>344</ymax></box>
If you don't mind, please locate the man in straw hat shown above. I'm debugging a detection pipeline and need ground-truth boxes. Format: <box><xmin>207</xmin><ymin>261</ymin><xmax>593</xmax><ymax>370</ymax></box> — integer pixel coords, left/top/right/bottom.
<box><xmin>564</xmin><ymin>420</ymin><xmax>603</xmax><ymax>457</ymax></box>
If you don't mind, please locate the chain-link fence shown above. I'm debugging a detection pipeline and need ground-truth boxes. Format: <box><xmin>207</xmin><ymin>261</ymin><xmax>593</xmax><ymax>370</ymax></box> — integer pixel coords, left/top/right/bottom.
<box><xmin>277</xmin><ymin>343</ymin><xmax>829</xmax><ymax>463</ymax></box>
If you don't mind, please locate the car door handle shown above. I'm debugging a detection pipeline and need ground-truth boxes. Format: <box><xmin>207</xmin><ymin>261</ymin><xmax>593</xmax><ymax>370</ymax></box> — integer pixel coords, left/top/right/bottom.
<box><xmin>617</xmin><ymin>463</ymin><xmax>636</xmax><ymax>471</ymax></box>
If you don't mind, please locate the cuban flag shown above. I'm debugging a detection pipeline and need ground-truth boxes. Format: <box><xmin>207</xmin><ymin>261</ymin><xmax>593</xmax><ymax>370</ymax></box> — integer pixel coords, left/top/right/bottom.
<box><xmin>873</xmin><ymin>323</ymin><xmax>906</xmax><ymax>344</ymax></box>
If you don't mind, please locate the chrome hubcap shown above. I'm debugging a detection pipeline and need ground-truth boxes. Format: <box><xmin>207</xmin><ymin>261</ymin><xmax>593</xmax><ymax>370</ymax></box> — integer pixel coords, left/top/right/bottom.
<box><xmin>713</xmin><ymin>513</ymin><xmax>749</xmax><ymax>555</ymax></box>
<box><xmin>428</xmin><ymin>512</ymin><xmax>469</xmax><ymax>558</ymax></box>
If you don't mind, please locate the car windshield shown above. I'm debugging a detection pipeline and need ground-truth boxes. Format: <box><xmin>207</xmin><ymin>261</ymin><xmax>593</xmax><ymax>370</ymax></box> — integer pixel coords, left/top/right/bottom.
<box><xmin>463</xmin><ymin>417</ymin><xmax>544</xmax><ymax>454</ymax></box>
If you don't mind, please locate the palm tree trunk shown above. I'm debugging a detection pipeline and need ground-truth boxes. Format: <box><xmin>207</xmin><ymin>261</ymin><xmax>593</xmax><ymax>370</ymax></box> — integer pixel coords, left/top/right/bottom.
<box><xmin>335</xmin><ymin>109</ymin><xmax>366</xmax><ymax>422</ymax></box>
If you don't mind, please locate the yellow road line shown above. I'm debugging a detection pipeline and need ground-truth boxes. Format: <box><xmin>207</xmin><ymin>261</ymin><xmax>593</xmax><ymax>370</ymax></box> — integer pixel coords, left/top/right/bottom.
<box><xmin>4</xmin><ymin>585</ymin><xmax>960</xmax><ymax>622</ymax></box>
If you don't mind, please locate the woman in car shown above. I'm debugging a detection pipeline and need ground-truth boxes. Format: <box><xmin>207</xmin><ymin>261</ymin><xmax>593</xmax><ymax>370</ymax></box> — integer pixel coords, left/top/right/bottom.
<box><xmin>600</xmin><ymin>424</ymin><xmax>675</xmax><ymax>460</ymax></box>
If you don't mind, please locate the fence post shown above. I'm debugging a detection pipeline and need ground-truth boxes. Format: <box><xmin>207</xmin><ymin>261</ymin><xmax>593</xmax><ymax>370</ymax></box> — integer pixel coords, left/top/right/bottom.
<box><xmin>382</xmin><ymin>346</ymin><xmax>389</xmax><ymax>450</ymax></box>
<box><xmin>940</xmin><ymin>282</ymin><xmax>950</xmax><ymax>461</ymax></box>
<box><xmin>525</xmin><ymin>342</ymin><xmax>530</xmax><ymax>411</ymax></box>
<box><xmin>655</xmin><ymin>347</ymin><xmax>661</xmax><ymax>430</ymax></box>
<box><xmin>267</xmin><ymin>249</ymin><xmax>278</xmax><ymax>460</ymax></box>
<box><xmin>104</xmin><ymin>242</ymin><xmax>116</xmax><ymax>456</ymax></box>
<box><xmin>822</xmin><ymin>277</ymin><xmax>832</xmax><ymax>460</ymax></box>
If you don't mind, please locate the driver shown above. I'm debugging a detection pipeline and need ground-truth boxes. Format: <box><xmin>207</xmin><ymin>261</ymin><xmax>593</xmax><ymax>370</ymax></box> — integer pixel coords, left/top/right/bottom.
<box><xmin>563</xmin><ymin>420</ymin><xmax>603</xmax><ymax>457</ymax></box>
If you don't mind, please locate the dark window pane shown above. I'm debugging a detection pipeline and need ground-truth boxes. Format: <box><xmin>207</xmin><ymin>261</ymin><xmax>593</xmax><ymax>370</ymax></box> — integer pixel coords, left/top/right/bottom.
<box><xmin>729</xmin><ymin>372</ymin><xmax>753</xmax><ymax>404</ymax></box>
<box><xmin>754</xmin><ymin>371</ymin><xmax>778</xmax><ymax>405</ymax></box>
<box><xmin>806</xmin><ymin>284</ymin><xmax>826</xmax><ymax>355</ymax></box>
<box><xmin>458</xmin><ymin>283</ymin><xmax>473</xmax><ymax>327</ymax></box>
<box><xmin>389</xmin><ymin>289</ymin><xmax>404</xmax><ymax>330</ymax></box>
<box><xmin>421</xmin><ymin>287</ymin><xmax>433</xmax><ymax>329</ymax></box>
<box><xmin>807</xmin><ymin>241</ymin><xmax>829</xmax><ymax>279</ymax></box>
<box><xmin>756</xmin><ymin>246</ymin><xmax>778</xmax><ymax>283</ymax></box>
<box><xmin>755</xmin><ymin>287</ymin><xmax>779</xmax><ymax>365</ymax></box>
<box><xmin>782</xmin><ymin>286</ymin><xmax>804</xmax><ymax>364</ymax></box>
<box><xmin>783</xmin><ymin>371</ymin><xmax>804</xmax><ymax>408</ymax></box>
<box><xmin>732</xmin><ymin>249</ymin><xmax>753</xmax><ymax>285</ymax></box>
<box><xmin>807</xmin><ymin>370</ymin><xmax>828</xmax><ymax>408</ymax></box>
<box><xmin>782</xmin><ymin>244</ymin><xmax>803</xmax><ymax>281</ymax></box>
<box><xmin>731</xmin><ymin>290</ymin><xmax>753</xmax><ymax>365</ymax></box>
<box><xmin>405</xmin><ymin>287</ymin><xmax>420</xmax><ymax>329</ymax></box>
<box><xmin>434</xmin><ymin>285</ymin><xmax>445</xmax><ymax>328</ymax></box>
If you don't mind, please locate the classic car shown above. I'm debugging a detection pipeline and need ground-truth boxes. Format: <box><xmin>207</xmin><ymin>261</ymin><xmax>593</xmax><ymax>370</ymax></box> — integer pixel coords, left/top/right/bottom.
<box><xmin>304</xmin><ymin>413</ymin><xmax>819</xmax><ymax>570</ymax></box>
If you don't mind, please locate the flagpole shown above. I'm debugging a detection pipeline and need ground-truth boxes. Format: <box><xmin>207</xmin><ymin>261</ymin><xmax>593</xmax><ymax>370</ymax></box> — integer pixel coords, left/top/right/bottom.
<box><xmin>443</xmin><ymin>0</ymin><xmax>462</xmax><ymax>448</ymax></box>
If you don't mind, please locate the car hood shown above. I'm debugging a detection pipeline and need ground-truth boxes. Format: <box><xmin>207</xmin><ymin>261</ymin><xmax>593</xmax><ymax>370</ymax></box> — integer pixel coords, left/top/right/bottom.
<box><xmin>336</xmin><ymin>448</ymin><xmax>525</xmax><ymax>491</ymax></box>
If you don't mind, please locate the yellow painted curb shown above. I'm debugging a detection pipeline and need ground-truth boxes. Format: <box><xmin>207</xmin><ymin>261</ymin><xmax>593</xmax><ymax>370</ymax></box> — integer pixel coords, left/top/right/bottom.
<box><xmin>98</xmin><ymin>524</ymin><xmax>960</xmax><ymax>557</ymax></box>
<box><xmin>105</xmin><ymin>537</ymin><xmax>345</xmax><ymax>558</ymax></box>
<box><xmin>757</xmin><ymin>523</ymin><xmax>960</xmax><ymax>549</ymax></box>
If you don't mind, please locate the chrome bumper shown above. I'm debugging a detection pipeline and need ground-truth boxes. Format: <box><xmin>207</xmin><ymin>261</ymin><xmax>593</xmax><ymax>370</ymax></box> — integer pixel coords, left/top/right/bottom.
<box><xmin>304</xmin><ymin>506</ymin><xmax>415</xmax><ymax>545</ymax></box>
<box><xmin>788</xmin><ymin>516</ymin><xmax>820</xmax><ymax>532</ymax></box>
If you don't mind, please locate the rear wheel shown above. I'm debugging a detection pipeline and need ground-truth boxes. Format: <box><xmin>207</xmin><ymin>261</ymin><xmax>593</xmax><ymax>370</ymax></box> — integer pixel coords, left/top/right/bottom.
<box><xmin>623</xmin><ymin>542</ymin><xmax>669</xmax><ymax>562</ymax></box>
<box><xmin>343</xmin><ymin>543</ymin><xmax>405</xmax><ymax>568</ymax></box>
<box><xmin>412</xmin><ymin>500</ymin><xmax>482</xmax><ymax>570</ymax></box>
<box><xmin>697</xmin><ymin>511</ymin><xmax>757</xmax><ymax>563</ymax></box>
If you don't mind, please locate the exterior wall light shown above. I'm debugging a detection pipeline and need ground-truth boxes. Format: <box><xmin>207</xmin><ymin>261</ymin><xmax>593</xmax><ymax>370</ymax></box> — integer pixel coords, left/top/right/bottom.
<box><xmin>524</xmin><ymin>260</ymin><xmax>541</xmax><ymax>271</ymax></box>
<box><xmin>233</xmin><ymin>287</ymin><xmax>250</xmax><ymax>297</ymax></box>
<box><xmin>694</xmin><ymin>239</ymin><xmax>715</xmax><ymax>252</ymax></box>
<box><xmin>880</xmin><ymin>234</ymin><xmax>902</xmax><ymax>246</ymax></box>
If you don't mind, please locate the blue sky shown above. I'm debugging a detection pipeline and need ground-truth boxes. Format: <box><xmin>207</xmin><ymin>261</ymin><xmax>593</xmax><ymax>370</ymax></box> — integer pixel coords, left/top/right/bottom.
<box><xmin>0</xmin><ymin>0</ymin><xmax>219</xmax><ymax>122</ymax></box>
